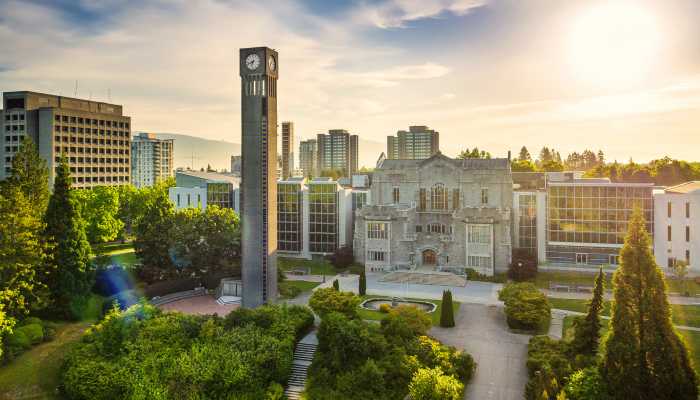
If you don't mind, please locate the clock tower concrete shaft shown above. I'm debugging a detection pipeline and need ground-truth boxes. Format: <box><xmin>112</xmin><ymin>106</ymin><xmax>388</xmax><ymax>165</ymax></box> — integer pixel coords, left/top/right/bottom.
<box><xmin>239</xmin><ymin>47</ymin><xmax>278</xmax><ymax>307</ymax></box>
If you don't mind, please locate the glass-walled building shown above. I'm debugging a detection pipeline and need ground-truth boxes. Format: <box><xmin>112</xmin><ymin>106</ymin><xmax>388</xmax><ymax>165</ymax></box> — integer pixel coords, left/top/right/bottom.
<box><xmin>278</xmin><ymin>179</ymin><xmax>304</xmax><ymax>253</ymax></box>
<box><xmin>169</xmin><ymin>170</ymin><xmax>240</xmax><ymax>212</ymax></box>
<box><xmin>546</xmin><ymin>182</ymin><xmax>654</xmax><ymax>266</ymax></box>
<box><xmin>309</xmin><ymin>180</ymin><xmax>339</xmax><ymax>253</ymax></box>
<box><xmin>516</xmin><ymin>192</ymin><xmax>538</xmax><ymax>257</ymax></box>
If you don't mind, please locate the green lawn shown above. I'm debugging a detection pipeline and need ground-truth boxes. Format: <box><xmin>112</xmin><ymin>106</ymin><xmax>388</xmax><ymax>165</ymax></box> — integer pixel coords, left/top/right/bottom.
<box><xmin>278</xmin><ymin>280</ymin><xmax>321</xmax><ymax>299</ymax></box>
<box><xmin>535</xmin><ymin>270</ymin><xmax>700</xmax><ymax>295</ymax></box>
<box><xmin>92</xmin><ymin>242</ymin><xmax>139</xmax><ymax>268</ymax></box>
<box><xmin>549</xmin><ymin>297</ymin><xmax>700</xmax><ymax>328</ymax></box>
<box><xmin>0</xmin><ymin>322</ymin><xmax>91</xmax><ymax>400</ymax></box>
<box><xmin>356</xmin><ymin>296</ymin><xmax>460</xmax><ymax>326</ymax></box>
<box><xmin>278</xmin><ymin>257</ymin><xmax>337</xmax><ymax>276</ymax></box>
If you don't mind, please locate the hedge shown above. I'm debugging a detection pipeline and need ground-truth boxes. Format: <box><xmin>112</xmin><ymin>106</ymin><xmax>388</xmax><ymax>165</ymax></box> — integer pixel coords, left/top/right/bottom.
<box><xmin>499</xmin><ymin>282</ymin><xmax>551</xmax><ymax>331</ymax></box>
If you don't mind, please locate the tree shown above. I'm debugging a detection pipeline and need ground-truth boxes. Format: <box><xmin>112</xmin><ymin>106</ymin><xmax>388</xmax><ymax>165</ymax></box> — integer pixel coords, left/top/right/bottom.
<box><xmin>570</xmin><ymin>268</ymin><xmax>604</xmax><ymax>357</ymax></box>
<box><xmin>671</xmin><ymin>259</ymin><xmax>690</xmax><ymax>296</ymax></box>
<box><xmin>440</xmin><ymin>290</ymin><xmax>455</xmax><ymax>328</ymax></box>
<box><xmin>512</xmin><ymin>159</ymin><xmax>538</xmax><ymax>172</ymax></box>
<box><xmin>540</xmin><ymin>159</ymin><xmax>564</xmax><ymax>172</ymax></box>
<box><xmin>43</xmin><ymin>158</ymin><xmax>93</xmax><ymax>319</ymax></box>
<box><xmin>320</xmin><ymin>168</ymin><xmax>344</xmax><ymax>180</ymax></box>
<box><xmin>358</xmin><ymin>271</ymin><xmax>366</xmax><ymax>296</ymax></box>
<box><xmin>518</xmin><ymin>146</ymin><xmax>532</xmax><ymax>162</ymax></box>
<box><xmin>1</xmin><ymin>137</ymin><xmax>49</xmax><ymax>216</ymax></box>
<box><xmin>408</xmin><ymin>367</ymin><xmax>464</xmax><ymax>400</ymax></box>
<box><xmin>332</xmin><ymin>279</ymin><xmax>340</xmax><ymax>291</ymax></box>
<box><xmin>600</xmin><ymin>209</ymin><xmax>698</xmax><ymax>399</ymax></box>
<box><xmin>381</xmin><ymin>305</ymin><xmax>431</xmax><ymax>343</ymax></box>
<box><xmin>328</xmin><ymin>246</ymin><xmax>354</xmax><ymax>269</ymax></box>
<box><xmin>457</xmin><ymin>147</ymin><xmax>491</xmax><ymax>159</ymax></box>
<box><xmin>309</xmin><ymin>287</ymin><xmax>360</xmax><ymax>319</ymax></box>
<box><xmin>74</xmin><ymin>186</ymin><xmax>124</xmax><ymax>244</ymax></box>
<box><xmin>133</xmin><ymin>186</ymin><xmax>175</xmax><ymax>283</ymax></box>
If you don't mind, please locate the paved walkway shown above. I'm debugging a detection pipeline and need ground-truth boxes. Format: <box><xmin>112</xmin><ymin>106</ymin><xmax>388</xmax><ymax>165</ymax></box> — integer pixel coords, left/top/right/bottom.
<box><xmin>431</xmin><ymin>303</ymin><xmax>531</xmax><ymax>400</ymax></box>
<box><xmin>158</xmin><ymin>295</ymin><xmax>239</xmax><ymax>315</ymax></box>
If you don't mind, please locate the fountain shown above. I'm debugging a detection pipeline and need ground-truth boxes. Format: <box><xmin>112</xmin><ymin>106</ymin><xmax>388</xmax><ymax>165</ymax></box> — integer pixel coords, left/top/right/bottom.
<box><xmin>360</xmin><ymin>297</ymin><xmax>437</xmax><ymax>313</ymax></box>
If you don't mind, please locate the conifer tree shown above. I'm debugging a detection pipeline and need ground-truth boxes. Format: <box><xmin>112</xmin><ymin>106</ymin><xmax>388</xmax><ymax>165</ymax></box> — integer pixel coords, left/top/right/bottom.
<box><xmin>358</xmin><ymin>271</ymin><xmax>366</xmax><ymax>296</ymax></box>
<box><xmin>2</xmin><ymin>137</ymin><xmax>49</xmax><ymax>216</ymax></box>
<box><xmin>600</xmin><ymin>208</ymin><xmax>698</xmax><ymax>399</ymax></box>
<box><xmin>440</xmin><ymin>290</ymin><xmax>455</xmax><ymax>328</ymax></box>
<box><xmin>43</xmin><ymin>157</ymin><xmax>93</xmax><ymax>319</ymax></box>
<box><xmin>333</xmin><ymin>279</ymin><xmax>340</xmax><ymax>291</ymax></box>
<box><xmin>570</xmin><ymin>267</ymin><xmax>604</xmax><ymax>357</ymax></box>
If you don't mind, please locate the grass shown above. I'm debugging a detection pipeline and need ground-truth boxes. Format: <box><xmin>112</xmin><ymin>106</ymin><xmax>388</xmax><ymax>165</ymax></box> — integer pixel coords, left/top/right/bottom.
<box><xmin>278</xmin><ymin>257</ymin><xmax>338</xmax><ymax>276</ymax></box>
<box><xmin>92</xmin><ymin>242</ymin><xmax>140</xmax><ymax>268</ymax></box>
<box><xmin>549</xmin><ymin>297</ymin><xmax>700</xmax><ymax>328</ymax></box>
<box><xmin>278</xmin><ymin>280</ymin><xmax>321</xmax><ymax>299</ymax></box>
<box><xmin>535</xmin><ymin>269</ymin><xmax>700</xmax><ymax>295</ymax></box>
<box><xmin>0</xmin><ymin>322</ymin><xmax>91</xmax><ymax>400</ymax></box>
<box><xmin>356</xmin><ymin>296</ymin><xmax>460</xmax><ymax>326</ymax></box>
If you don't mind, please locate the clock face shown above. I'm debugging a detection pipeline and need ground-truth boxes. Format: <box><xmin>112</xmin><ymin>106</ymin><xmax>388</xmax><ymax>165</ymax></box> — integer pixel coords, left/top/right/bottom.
<box><xmin>245</xmin><ymin>53</ymin><xmax>260</xmax><ymax>70</ymax></box>
<box><xmin>268</xmin><ymin>55</ymin><xmax>276</xmax><ymax>72</ymax></box>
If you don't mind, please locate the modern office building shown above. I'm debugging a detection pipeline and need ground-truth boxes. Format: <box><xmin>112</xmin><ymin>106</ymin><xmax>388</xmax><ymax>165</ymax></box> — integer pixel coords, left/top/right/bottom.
<box><xmin>317</xmin><ymin>129</ymin><xmax>358</xmax><ymax>177</ymax></box>
<box><xmin>230</xmin><ymin>155</ymin><xmax>242</xmax><ymax>176</ymax></box>
<box><xmin>281</xmin><ymin>121</ymin><xmax>294</xmax><ymax>179</ymax></box>
<box><xmin>239</xmin><ymin>46</ymin><xmax>278</xmax><ymax>307</ymax></box>
<box><xmin>299</xmin><ymin>139</ymin><xmax>317</xmax><ymax>178</ymax></box>
<box><xmin>654</xmin><ymin>181</ymin><xmax>699</xmax><ymax>273</ymax></box>
<box><xmin>386</xmin><ymin>125</ymin><xmax>439</xmax><ymax>160</ymax></box>
<box><xmin>131</xmin><ymin>132</ymin><xmax>173</xmax><ymax>188</ymax></box>
<box><xmin>354</xmin><ymin>153</ymin><xmax>513</xmax><ymax>275</ymax></box>
<box><xmin>276</xmin><ymin>177</ymin><xmax>356</xmax><ymax>259</ymax></box>
<box><xmin>1</xmin><ymin>91</ymin><xmax>131</xmax><ymax>188</ymax></box>
<box><xmin>169</xmin><ymin>170</ymin><xmax>240</xmax><ymax>212</ymax></box>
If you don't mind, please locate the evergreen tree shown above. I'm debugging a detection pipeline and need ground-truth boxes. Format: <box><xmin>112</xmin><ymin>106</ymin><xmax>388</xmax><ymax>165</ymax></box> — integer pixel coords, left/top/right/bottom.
<box><xmin>2</xmin><ymin>137</ymin><xmax>49</xmax><ymax>216</ymax></box>
<box><xmin>43</xmin><ymin>158</ymin><xmax>93</xmax><ymax>319</ymax></box>
<box><xmin>518</xmin><ymin>146</ymin><xmax>532</xmax><ymax>161</ymax></box>
<box><xmin>440</xmin><ymin>290</ymin><xmax>455</xmax><ymax>328</ymax></box>
<box><xmin>332</xmin><ymin>279</ymin><xmax>340</xmax><ymax>291</ymax></box>
<box><xmin>600</xmin><ymin>209</ymin><xmax>698</xmax><ymax>399</ymax></box>
<box><xmin>358</xmin><ymin>271</ymin><xmax>366</xmax><ymax>296</ymax></box>
<box><xmin>570</xmin><ymin>267</ymin><xmax>604</xmax><ymax>357</ymax></box>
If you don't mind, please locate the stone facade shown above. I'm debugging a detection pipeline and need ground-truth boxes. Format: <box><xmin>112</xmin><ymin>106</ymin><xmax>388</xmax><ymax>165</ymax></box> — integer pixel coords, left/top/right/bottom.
<box><xmin>354</xmin><ymin>153</ymin><xmax>513</xmax><ymax>276</ymax></box>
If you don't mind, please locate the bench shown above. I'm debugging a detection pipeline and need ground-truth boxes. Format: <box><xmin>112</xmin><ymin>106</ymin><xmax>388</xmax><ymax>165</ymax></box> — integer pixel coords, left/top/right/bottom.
<box><xmin>575</xmin><ymin>285</ymin><xmax>594</xmax><ymax>293</ymax></box>
<box><xmin>549</xmin><ymin>283</ymin><xmax>571</xmax><ymax>292</ymax></box>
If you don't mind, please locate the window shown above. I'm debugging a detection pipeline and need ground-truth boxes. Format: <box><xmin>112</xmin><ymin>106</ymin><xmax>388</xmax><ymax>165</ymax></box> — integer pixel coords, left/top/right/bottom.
<box><xmin>481</xmin><ymin>188</ymin><xmax>489</xmax><ymax>204</ymax></box>
<box><xmin>687</xmin><ymin>226</ymin><xmax>691</xmax><ymax>242</ymax></box>
<box><xmin>668</xmin><ymin>202</ymin><xmax>672</xmax><ymax>218</ymax></box>
<box><xmin>177</xmin><ymin>194</ymin><xmax>181</xmax><ymax>207</ymax></box>
<box><xmin>368</xmin><ymin>251</ymin><xmax>386</xmax><ymax>262</ymax></box>
<box><xmin>452</xmin><ymin>189</ymin><xmax>460</xmax><ymax>210</ymax></box>
<box><xmin>367</xmin><ymin>222</ymin><xmax>389</xmax><ymax>239</ymax></box>
<box><xmin>609</xmin><ymin>255</ymin><xmax>619</xmax><ymax>265</ymax></box>
<box><xmin>467</xmin><ymin>256</ymin><xmax>491</xmax><ymax>268</ymax></box>
<box><xmin>668</xmin><ymin>257</ymin><xmax>677</xmax><ymax>269</ymax></box>
<box><xmin>427</xmin><ymin>223</ymin><xmax>447</xmax><ymax>234</ymax></box>
<box><xmin>468</xmin><ymin>225</ymin><xmax>491</xmax><ymax>244</ymax></box>
<box><xmin>687</xmin><ymin>250</ymin><xmax>691</xmax><ymax>264</ymax></box>
<box><xmin>576</xmin><ymin>253</ymin><xmax>588</xmax><ymax>265</ymax></box>
<box><xmin>668</xmin><ymin>225</ymin><xmax>672</xmax><ymax>241</ymax></box>
<box><xmin>392</xmin><ymin>186</ymin><xmax>400</xmax><ymax>204</ymax></box>
<box><xmin>431</xmin><ymin>183</ymin><xmax>447</xmax><ymax>210</ymax></box>
<box><xmin>687</xmin><ymin>202</ymin><xmax>691</xmax><ymax>218</ymax></box>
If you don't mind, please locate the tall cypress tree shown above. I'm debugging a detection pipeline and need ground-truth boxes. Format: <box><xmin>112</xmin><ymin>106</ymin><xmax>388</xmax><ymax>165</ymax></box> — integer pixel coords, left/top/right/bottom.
<box><xmin>600</xmin><ymin>208</ymin><xmax>698</xmax><ymax>399</ymax></box>
<box><xmin>570</xmin><ymin>267</ymin><xmax>604</xmax><ymax>357</ymax></box>
<box><xmin>2</xmin><ymin>137</ymin><xmax>49</xmax><ymax>215</ymax></box>
<box><xmin>440</xmin><ymin>290</ymin><xmax>455</xmax><ymax>328</ymax></box>
<box><xmin>43</xmin><ymin>158</ymin><xmax>93</xmax><ymax>319</ymax></box>
<box><xmin>358</xmin><ymin>271</ymin><xmax>367</xmax><ymax>296</ymax></box>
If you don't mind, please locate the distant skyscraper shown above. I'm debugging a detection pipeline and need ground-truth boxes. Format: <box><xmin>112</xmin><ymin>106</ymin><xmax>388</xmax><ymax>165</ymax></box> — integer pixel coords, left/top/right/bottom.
<box><xmin>281</xmin><ymin>121</ymin><xmax>294</xmax><ymax>179</ymax></box>
<box><xmin>230</xmin><ymin>155</ymin><xmax>242</xmax><ymax>176</ymax></box>
<box><xmin>131</xmin><ymin>132</ymin><xmax>173</xmax><ymax>188</ymax></box>
<box><xmin>1</xmin><ymin>91</ymin><xmax>131</xmax><ymax>188</ymax></box>
<box><xmin>386</xmin><ymin>125</ymin><xmax>439</xmax><ymax>159</ymax></box>
<box><xmin>299</xmin><ymin>139</ymin><xmax>317</xmax><ymax>178</ymax></box>
<box><xmin>239</xmin><ymin>46</ymin><xmax>278</xmax><ymax>307</ymax></box>
<box><xmin>317</xmin><ymin>129</ymin><xmax>358</xmax><ymax>177</ymax></box>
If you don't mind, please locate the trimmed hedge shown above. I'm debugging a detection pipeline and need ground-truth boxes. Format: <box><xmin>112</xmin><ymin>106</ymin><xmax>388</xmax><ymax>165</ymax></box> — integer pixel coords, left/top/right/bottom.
<box><xmin>499</xmin><ymin>282</ymin><xmax>551</xmax><ymax>331</ymax></box>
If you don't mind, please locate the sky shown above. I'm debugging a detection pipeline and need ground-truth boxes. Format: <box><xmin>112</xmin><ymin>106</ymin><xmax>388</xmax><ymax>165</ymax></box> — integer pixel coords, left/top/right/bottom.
<box><xmin>1</xmin><ymin>0</ymin><xmax>700</xmax><ymax>168</ymax></box>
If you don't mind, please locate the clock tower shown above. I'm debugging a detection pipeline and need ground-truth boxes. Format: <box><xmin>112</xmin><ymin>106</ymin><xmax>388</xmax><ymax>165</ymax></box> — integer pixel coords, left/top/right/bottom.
<box><xmin>239</xmin><ymin>47</ymin><xmax>278</xmax><ymax>307</ymax></box>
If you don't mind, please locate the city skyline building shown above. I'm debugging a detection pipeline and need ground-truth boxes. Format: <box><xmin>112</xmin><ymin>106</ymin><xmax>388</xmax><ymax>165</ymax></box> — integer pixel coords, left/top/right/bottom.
<box><xmin>239</xmin><ymin>46</ymin><xmax>278</xmax><ymax>307</ymax></box>
<box><xmin>131</xmin><ymin>132</ymin><xmax>173</xmax><ymax>188</ymax></box>
<box><xmin>299</xmin><ymin>138</ymin><xmax>317</xmax><ymax>178</ymax></box>
<box><xmin>281</xmin><ymin>121</ymin><xmax>294</xmax><ymax>179</ymax></box>
<box><xmin>1</xmin><ymin>91</ymin><xmax>131</xmax><ymax>188</ymax></box>
<box><xmin>317</xmin><ymin>129</ymin><xmax>358</xmax><ymax>177</ymax></box>
<box><xmin>386</xmin><ymin>125</ymin><xmax>440</xmax><ymax>160</ymax></box>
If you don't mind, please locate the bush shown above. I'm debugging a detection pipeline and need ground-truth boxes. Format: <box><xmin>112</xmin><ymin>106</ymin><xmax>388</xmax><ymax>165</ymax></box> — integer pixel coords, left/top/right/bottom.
<box><xmin>332</xmin><ymin>279</ymin><xmax>340</xmax><ymax>291</ymax></box>
<box><xmin>327</xmin><ymin>246</ymin><xmax>354</xmax><ymax>269</ymax></box>
<box><xmin>279</xmin><ymin>281</ymin><xmax>302</xmax><ymax>299</ymax></box>
<box><xmin>6</xmin><ymin>329</ymin><xmax>31</xmax><ymax>353</ymax></box>
<box><xmin>381</xmin><ymin>305</ymin><xmax>432</xmax><ymax>343</ymax></box>
<box><xmin>408</xmin><ymin>367</ymin><xmax>464</xmax><ymax>400</ymax></box>
<box><xmin>309</xmin><ymin>288</ymin><xmax>360</xmax><ymax>319</ymax></box>
<box><xmin>508</xmin><ymin>249</ymin><xmax>538</xmax><ymax>281</ymax></box>
<box><xmin>379</xmin><ymin>303</ymin><xmax>391</xmax><ymax>313</ymax></box>
<box><xmin>440</xmin><ymin>290</ymin><xmax>455</xmax><ymax>328</ymax></box>
<box><xmin>499</xmin><ymin>282</ymin><xmax>551</xmax><ymax>331</ymax></box>
<box><xmin>465</xmin><ymin>268</ymin><xmax>506</xmax><ymax>283</ymax></box>
<box><xmin>358</xmin><ymin>271</ymin><xmax>367</xmax><ymax>296</ymax></box>
<box><xmin>20</xmin><ymin>317</ymin><xmax>43</xmax><ymax>327</ymax></box>
<box><xmin>524</xmin><ymin>335</ymin><xmax>572</xmax><ymax>400</ymax></box>
<box><xmin>19</xmin><ymin>323</ymin><xmax>44</xmax><ymax>345</ymax></box>
<box><xmin>564</xmin><ymin>367</ymin><xmax>609</xmax><ymax>400</ymax></box>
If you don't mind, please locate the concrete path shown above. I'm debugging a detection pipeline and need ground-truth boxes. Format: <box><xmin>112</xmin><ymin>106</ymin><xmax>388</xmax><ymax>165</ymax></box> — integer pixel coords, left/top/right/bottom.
<box><xmin>548</xmin><ymin>310</ymin><xmax>567</xmax><ymax>340</ymax></box>
<box><xmin>431</xmin><ymin>303</ymin><xmax>531</xmax><ymax>400</ymax></box>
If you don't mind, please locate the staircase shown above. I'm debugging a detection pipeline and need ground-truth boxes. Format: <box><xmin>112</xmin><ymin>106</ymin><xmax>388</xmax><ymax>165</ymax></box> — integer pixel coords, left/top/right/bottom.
<box><xmin>285</xmin><ymin>332</ymin><xmax>318</xmax><ymax>400</ymax></box>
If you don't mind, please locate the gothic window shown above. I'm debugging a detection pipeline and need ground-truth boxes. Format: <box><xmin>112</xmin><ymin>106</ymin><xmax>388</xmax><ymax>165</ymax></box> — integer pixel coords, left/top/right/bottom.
<box><xmin>431</xmin><ymin>183</ymin><xmax>447</xmax><ymax>210</ymax></box>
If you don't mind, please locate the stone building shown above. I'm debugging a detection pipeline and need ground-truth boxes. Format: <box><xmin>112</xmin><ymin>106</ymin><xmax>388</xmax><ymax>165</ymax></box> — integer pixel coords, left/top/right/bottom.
<box><xmin>354</xmin><ymin>153</ymin><xmax>513</xmax><ymax>276</ymax></box>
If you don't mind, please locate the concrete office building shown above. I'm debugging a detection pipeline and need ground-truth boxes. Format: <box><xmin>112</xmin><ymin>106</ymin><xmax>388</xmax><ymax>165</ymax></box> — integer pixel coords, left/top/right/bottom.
<box><xmin>386</xmin><ymin>125</ymin><xmax>439</xmax><ymax>160</ymax></box>
<box><xmin>131</xmin><ymin>132</ymin><xmax>173</xmax><ymax>188</ymax></box>
<box><xmin>299</xmin><ymin>139</ymin><xmax>317</xmax><ymax>178</ymax></box>
<box><xmin>239</xmin><ymin>46</ymin><xmax>278</xmax><ymax>307</ymax></box>
<box><xmin>169</xmin><ymin>170</ymin><xmax>240</xmax><ymax>212</ymax></box>
<box><xmin>1</xmin><ymin>91</ymin><xmax>131</xmax><ymax>188</ymax></box>
<box><xmin>354</xmin><ymin>153</ymin><xmax>513</xmax><ymax>275</ymax></box>
<box><xmin>317</xmin><ymin>129</ymin><xmax>358</xmax><ymax>177</ymax></box>
<box><xmin>230</xmin><ymin>155</ymin><xmax>242</xmax><ymax>176</ymax></box>
<box><xmin>281</xmin><ymin>121</ymin><xmax>294</xmax><ymax>179</ymax></box>
<box><xmin>654</xmin><ymin>182</ymin><xmax>700</xmax><ymax>274</ymax></box>
<box><xmin>277</xmin><ymin>177</ymin><xmax>358</xmax><ymax>260</ymax></box>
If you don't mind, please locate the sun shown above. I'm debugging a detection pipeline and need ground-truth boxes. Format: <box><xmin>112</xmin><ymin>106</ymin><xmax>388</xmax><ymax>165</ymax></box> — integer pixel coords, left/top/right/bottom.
<box><xmin>568</xmin><ymin>2</ymin><xmax>661</xmax><ymax>89</ymax></box>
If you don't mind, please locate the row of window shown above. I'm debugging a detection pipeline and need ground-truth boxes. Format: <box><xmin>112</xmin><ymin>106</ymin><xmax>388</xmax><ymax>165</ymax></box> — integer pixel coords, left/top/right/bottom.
<box><xmin>667</xmin><ymin>202</ymin><xmax>692</xmax><ymax>218</ymax></box>
<box><xmin>4</xmin><ymin>135</ymin><xmax>23</xmax><ymax>142</ymax></box>
<box><xmin>54</xmin><ymin>156</ymin><xmax>129</xmax><ymax>164</ymax></box>
<box><xmin>54</xmin><ymin>114</ymin><xmax>129</xmax><ymax>129</ymax></box>
<box><xmin>4</xmin><ymin>114</ymin><xmax>25</xmax><ymax>121</ymax></box>
<box><xmin>54</xmin><ymin>136</ymin><xmax>129</xmax><ymax>146</ymax></box>
<box><xmin>67</xmin><ymin>166</ymin><xmax>129</xmax><ymax>173</ymax></box>
<box><xmin>414</xmin><ymin>185</ymin><xmax>488</xmax><ymax>211</ymax></box>
<box><xmin>574</xmin><ymin>253</ymin><xmax>619</xmax><ymax>265</ymax></box>
<box><xmin>4</xmin><ymin>125</ymin><xmax>24</xmax><ymax>131</ymax></box>
<box><xmin>55</xmin><ymin>146</ymin><xmax>129</xmax><ymax>155</ymax></box>
<box><xmin>667</xmin><ymin>225</ymin><xmax>691</xmax><ymax>242</ymax></box>
<box><xmin>72</xmin><ymin>175</ymin><xmax>129</xmax><ymax>184</ymax></box>
<box><xmin>549</xmin><ymin>186</ymin><xmax>651</xmax><ymax>198</ymax></box>
<box><xmin>367</xmin><ymin>250</ymin><xmax>386</xmax><ymax>262</ymax></box>
<box><xmin>55</xmin><ymin>126</ymin><xmax>129</xmax><ymax>137</ymax></box>
<box><xmin>669</xmin><ymin>252</ymin><xmax>692</xmax><ymax>268</ymax></box>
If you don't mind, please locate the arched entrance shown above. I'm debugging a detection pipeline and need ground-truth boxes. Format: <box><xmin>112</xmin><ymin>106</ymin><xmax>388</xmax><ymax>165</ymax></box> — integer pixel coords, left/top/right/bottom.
<box><xmin>422</xmin><ymin>249</ymin><xmax>437</xmax><ymax>266</ymax></box>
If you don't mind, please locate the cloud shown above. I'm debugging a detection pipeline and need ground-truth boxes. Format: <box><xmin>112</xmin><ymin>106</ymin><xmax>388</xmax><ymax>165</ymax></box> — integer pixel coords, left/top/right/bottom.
<box><xmin>353</xmin><ymin>0</ymin><xmax>487</xmax><ymax>28</ymax></box>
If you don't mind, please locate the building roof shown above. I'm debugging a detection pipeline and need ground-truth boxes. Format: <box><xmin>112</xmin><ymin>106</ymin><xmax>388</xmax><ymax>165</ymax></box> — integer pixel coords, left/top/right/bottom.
<box><xmin>176</xmin><ymin>170</ymin><xmax>240</xmax><ymax>185</ymax></box>
<box><xmin>665</xmin><ymin>181</ymin><xmax>700</xmax><ymax>194</ymax></box>
<box><xmin>377</xmin><ymin>152</ymin><xmax>510</xmax><ymax>170</ymax></box>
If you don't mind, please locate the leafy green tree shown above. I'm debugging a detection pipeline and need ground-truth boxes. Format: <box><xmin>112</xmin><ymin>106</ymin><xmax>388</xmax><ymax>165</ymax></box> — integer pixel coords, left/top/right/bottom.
<box><xmin>564</xmin><ymin>367</ymin><xmax>608</xmax><ymax>400</ymax></box>
<box><xmin>512</xmin><ymin>159</ymin><xmax>538</xmax><ymax>172</ymax></box>
<box><xmin>540</xmin><ymin>159</ymin><xmax>564</xmax><ymax>172</ymax></box>
<box><xmin>570</xmin><ymin>268</ymin><xmax>604</xmax><ymax>357</ymax></box>
<box><xmin>309</xmin><ymin>287</ymin><xmax>360</xmax><ymax>319</ymax></box>
<box><xmin>457</xmin><ymin>147</ymin><xmax>491</xmax><ymax>159</ymax></box>
<box><xmin>408</xmin><ymin>367</ymin><xmax>464</xmax><ymax>400</ymax></box>
<box><xmin>1</xmin><ymin>137</ymin><xmax>49</xmax><ymax>216</ymax></box>
<box><xmin>133</xmin><ymin>186</ymin><xmax>175</xmax><ymax>283</ymax></box>
<box><xmin>440</xmin><ymin>290</ymin><xmax>455</xmax><ymax>328</ymax></box>
<box><xmin>600</xmin><ymin>209</ymin><xmax>698</xmax><ymax>399</ymax></box>
<box><xmin>358</xmin><ymin>271</ymin><xmax>366</xmax><ymax>296</ymax></box>
<box><xmin>74</xmin><ymin>186</ymin><xmax>123</xmax><ymax>244</ymax></box>
<box><xmin>43</xmin><ymin>158</ymin><xmax>93</xmax><ymax>319</ymax></box>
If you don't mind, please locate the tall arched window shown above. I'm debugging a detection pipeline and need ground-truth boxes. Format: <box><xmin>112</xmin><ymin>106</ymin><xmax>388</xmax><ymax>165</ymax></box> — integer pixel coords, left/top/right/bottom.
<box><xmin>431</xmin><ymin>183</ymin><xmax>448</xmax><ymax>210</ymax></box>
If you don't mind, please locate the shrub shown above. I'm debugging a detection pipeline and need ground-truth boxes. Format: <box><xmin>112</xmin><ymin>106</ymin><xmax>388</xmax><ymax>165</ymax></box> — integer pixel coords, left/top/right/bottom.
<box><xmin>408</xmin><ymin>367</ymin><xmax>464</xmax><ymax>400</ymax></box>
<box><xmin>279</xmin><ymin>282</ymin><xmax>302</xmax><ymax>299</ymax></box>
<box><xmin>20</xmin><ymin>317</ymin><xmax>43</xmax><ymax>327</ymax></box>
<box><xmin>440</xmin><ymin>290</ymin><xmax>455</xmax><ymax>328</ymax></box>
<box><xmin>564</xmin><ymin>367</ymin><xmax>609</xmax><ymax>400</ymax></box>
<box><xmin>19</xmin><ymin>323</ymin><xmax>44</xmax><ymax>345</ymax></box>
<box><xmin>525</xmin><ymin>335</ymin><xmax>572</xmax><ymax>400</ymax></box>
<box><xmin>465</xmin><ymin>268</ymin><xmax>506</xmax><ymax>283</ymax></box>
<box><xmin>411</xmin><ymin>336</ymin><xmax>475</xmax><ymax>382</ymax></box>
<box><xmin>358</xmin><ymin>271</ymin><xmax>367</xmax><ymax>296</ymax></box>
<box><xmin>379</xmin><ymin>303</ymin><xmax>391</xmax><ymax>313</ymax></box>
<box><xmin>6</xmin><ymin>329</ymin><xmax>31</xmax><ymax>353</ymax></box>
<box><xmin>309</xmin><ymin>287</ymin><xmax>360</xmax><ymax>319</ymax></box>
<box><xmin>381</xmin><ymin>305</ymin><xmax>432</xmax><ymax>343</ymax></box>
<box><xmin>499</xmin><ymin>282</ymin><xmax>551</xmax><ymax>331</ymax></box>
<box><xmin>327</xmin><ymin>246</ymin><xmax>354</xmax><ymax>269</ymax></box>
<box><xmin>332</xmin><ymin>279</ymin><xmax>340</xmax><ymax>291</ymax></box>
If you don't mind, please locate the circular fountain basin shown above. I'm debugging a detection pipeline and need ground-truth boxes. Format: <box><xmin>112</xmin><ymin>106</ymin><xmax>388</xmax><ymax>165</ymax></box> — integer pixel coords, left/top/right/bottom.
<box><xmin>360</xmin><ymin>298</ymin><xmax>437</xmax><ymax>313</ymax></box>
